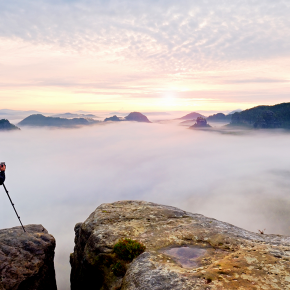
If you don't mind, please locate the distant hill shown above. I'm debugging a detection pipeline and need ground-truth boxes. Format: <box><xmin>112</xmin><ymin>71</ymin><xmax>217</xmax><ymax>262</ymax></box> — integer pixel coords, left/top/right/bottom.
<box><xmin>52</xmin><ymin>113</ymin><xmax>97</xmax><ymax>118</ymax></box>
<box><xmin>104</xmin><ymin>115</ymin><xmax>123</xmax><ymax>122</ymax></box>
<box><xmin>179</xmin><ymin>120</ymin><xmax>196</xmax><ymax>126</ymax></box>
<box><xmin>177</xmin><ymin>112</ymin><xmax>205</xmax><ymax>120</ymax></box>
<box><xmin>18</xmin><ymin>114</ymin><xmax>98</xmax><ymax>128</ymax></box>
<box><xmin>228</xmin><ymin>109</ymin><xmax>242</xmax><ymax>114</ymax></box>
<box><xmin>0</xmin><ymin>109</ymin><xmax>41</xmax><ymax>115</ymax></box>
<box><xmin>125</xmin><ymin>112</ymin><xmax>151</xmax><ymax>123</ymax></box>
<box><xmin>0</xmin><ymin>119</ymin><xmax>20</xmax><ymax>131</ymax></box>
<box><xmin>230</xmin><ymin>103</ymin><xmax>290</xmax><ymax>129</ymax></box>
<box><xmin>190</xmin><ymin>117</ymin><xmax>211</xmax><ymax>129</ymax></box>
<box><xmin>104</xmin><ymin>112</ymin><xmax>151</xmax><ymax>123</ymax></box>
<box><xmin>207</xmin><ymin>113</ymin><xmax>232</xmax><ymax>122</ymax></box>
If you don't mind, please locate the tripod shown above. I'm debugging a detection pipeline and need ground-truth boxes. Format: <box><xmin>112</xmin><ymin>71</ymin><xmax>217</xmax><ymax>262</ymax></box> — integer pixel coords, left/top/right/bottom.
<box><xmin>2</xmin><ymin>183</ymin><xmax>26</xmax><ymax>233</ymax></box>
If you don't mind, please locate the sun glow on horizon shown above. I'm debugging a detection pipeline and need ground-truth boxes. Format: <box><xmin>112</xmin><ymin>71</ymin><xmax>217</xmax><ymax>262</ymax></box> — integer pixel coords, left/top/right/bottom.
<box><xmin>1</xmin><ymin>1</ymin><xmax>290</xmax><ymax>113</ymax></box>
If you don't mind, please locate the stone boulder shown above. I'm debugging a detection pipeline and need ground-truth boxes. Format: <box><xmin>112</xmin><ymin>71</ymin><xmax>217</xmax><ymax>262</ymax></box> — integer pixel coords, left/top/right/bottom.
<box><xmin>70</xmin><ymin>201</ymin><xmax>290</xmax><ymax>289</ymax></box>
<box><xmin>0</xmin><ymin>224</ymin><xmax>57</xmax><ymax>290</ymax></box>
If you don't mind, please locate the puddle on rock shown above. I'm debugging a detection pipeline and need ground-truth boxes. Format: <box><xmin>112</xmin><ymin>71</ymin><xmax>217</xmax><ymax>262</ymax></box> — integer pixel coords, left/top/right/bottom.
<box><xmin>160</xmin><ymin>246</ymin><xmax>208</xmax><ymax>268</ymax></box>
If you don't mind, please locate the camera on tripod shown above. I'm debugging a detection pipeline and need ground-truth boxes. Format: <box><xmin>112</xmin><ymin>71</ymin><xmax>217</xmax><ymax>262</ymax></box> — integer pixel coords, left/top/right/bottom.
<box><xmin>0</xmin><ymin>163</ymin><xmax>25</xmax><ymax>232</ymax></box>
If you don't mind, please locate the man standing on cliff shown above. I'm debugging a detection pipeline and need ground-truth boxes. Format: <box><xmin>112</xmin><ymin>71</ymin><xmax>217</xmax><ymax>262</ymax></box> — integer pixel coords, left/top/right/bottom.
<box><xmin>0</xmin><ymin>163</ymin><xmax>6</xmax><ymax>185</ymax></box>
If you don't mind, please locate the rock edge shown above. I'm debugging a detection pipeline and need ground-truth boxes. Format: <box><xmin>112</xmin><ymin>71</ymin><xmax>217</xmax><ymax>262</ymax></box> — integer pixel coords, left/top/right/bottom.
<box><xmin>0</xmin><ymin>224</ymin><xmax>57</xmax><ymax>290</ymax></box>
<box><xmin>70</xmin><ymin>200</ymin><xmax>290</xmax><ymax>290</ymax></box>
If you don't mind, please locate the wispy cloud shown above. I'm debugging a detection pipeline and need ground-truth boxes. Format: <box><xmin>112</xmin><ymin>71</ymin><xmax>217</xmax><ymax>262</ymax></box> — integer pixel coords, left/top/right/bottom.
<box><xmin>1</xmin><ymin>0</ymin><xmax>290</xmax><ymax>111</ymax></box>
<box><xmin>1</xmin><ymin>0</ymin><xmax>290</xmax><ymax>69</ymax></box>
<box><xmin>225</xmin><ymin>78</ymin><xmax>290</xmax><ymax>84</ymax></box>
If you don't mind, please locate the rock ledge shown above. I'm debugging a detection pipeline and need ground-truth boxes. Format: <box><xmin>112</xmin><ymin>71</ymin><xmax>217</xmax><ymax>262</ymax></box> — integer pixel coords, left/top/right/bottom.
<box><xmin>0</xmin><ymin>224</ymin><xmax>57</xmax><ymax>290</ymax></box>
<box><xmin>71</xmin><ymin>201</ymin><xmax>290</xmax><ymax>290</ymax></box>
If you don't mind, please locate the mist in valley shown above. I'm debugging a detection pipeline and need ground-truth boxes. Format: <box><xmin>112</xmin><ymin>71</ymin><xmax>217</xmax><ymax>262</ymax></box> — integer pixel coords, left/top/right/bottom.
<box><xmin>1</xmin><ymin>122</ymin><xmax>290</xmax><ymax>289</ymax></box>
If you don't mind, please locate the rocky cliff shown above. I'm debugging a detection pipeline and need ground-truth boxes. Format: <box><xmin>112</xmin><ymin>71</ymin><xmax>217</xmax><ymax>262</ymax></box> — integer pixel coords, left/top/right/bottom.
<box><xmin>0</xmin><ymin>224</ymin><xmax>57</xmax><ymax>290</ymax></box>
<box><xmin>70</xmin><ymin>200</ymin><xmax>290</xmax><ymax>290</ymax></box>
<box><xmin>190</xmin><ymin>117</ymin><xmax>211</xmax><ymax>128</ymax></box>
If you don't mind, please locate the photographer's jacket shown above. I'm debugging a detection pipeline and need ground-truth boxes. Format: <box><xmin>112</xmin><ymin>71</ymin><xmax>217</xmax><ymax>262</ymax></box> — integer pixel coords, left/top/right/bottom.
<box><xmin>0</xmin><ymin>171</ymin><xmax>5</xmax><ymax>185</ymax></box>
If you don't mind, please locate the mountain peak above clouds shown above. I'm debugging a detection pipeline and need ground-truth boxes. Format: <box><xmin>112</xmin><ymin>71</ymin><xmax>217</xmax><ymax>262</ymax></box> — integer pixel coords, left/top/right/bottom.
<box><xmin>177</xmin><ymin>112</ymin><xmax>205</xmax><ymax>120</ymax></box>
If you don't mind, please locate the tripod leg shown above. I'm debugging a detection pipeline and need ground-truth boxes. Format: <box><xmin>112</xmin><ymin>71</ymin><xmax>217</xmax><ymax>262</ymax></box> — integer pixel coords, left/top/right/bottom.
<box><xmin>2</xmin><ymin>184</ymin><xmax>26</xmax><ymax>233</ymax></box>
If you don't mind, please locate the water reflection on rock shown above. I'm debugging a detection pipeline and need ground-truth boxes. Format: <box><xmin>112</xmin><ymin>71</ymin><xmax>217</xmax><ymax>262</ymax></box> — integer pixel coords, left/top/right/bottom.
<box><xmin>160</xmin><ymin>246</ymin><xmax>208</xmax><ymax>268</ymax></box>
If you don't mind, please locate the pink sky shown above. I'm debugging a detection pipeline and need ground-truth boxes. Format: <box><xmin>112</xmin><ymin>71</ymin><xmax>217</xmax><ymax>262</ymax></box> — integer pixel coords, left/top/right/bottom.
<box><xmin>0</xmin><ymin>0</ymin><xmax>290</xmax><ymax>113</ymax></box>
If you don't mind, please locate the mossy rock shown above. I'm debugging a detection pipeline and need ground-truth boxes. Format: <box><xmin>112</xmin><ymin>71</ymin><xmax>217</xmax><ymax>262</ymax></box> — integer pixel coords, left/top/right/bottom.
<box><xmin>113</xmin><ymin>238</ymin><xmax>146</xmax><ymax>262</ymax></box>
<box><xmin>112</xmin><ymin>261</ymin><xmax>127</xmax><ymax>277</ymax></box>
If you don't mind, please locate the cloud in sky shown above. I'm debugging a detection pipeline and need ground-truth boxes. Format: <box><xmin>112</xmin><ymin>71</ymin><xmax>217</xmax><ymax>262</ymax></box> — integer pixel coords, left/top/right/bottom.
<box><xmin>225</xmin><ymin>78</ymin><xmax>290</xmax><ymax>84</ymax></box>
<box><xmin>2</xmin><ymin>0</ymin><xmax>290</xmax><ymax>64</ymax></box>
<box><xmin>0</xmin><ymin>0</ymin><xmax>290</xmax><ymax>111</ymax></box>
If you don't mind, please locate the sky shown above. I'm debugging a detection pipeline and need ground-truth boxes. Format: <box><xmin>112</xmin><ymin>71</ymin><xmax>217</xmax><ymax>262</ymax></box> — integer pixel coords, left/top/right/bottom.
<box><xmin>1</xmin><ymin>122</ymin><xmax>290</xmax><ymax>289</ymax></box>
<box><xmin>0</xmin><ymin>0</ymin><xmax>290</xmax><ymax>112</ymax></box>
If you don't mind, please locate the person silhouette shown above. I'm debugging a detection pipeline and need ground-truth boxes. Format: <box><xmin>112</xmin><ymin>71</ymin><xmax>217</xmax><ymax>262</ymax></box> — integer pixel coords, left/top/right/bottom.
<box><xmin>0</xmin><ymin>163</ymin><xmax>6</xmax><ymax>185</ymax></box>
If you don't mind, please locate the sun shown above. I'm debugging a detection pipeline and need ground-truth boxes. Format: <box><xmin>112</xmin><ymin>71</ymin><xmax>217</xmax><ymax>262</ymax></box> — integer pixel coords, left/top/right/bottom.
<box><xmin>161</xmin><ymin>93</ymin><xmax>177</xmax><ymax>107</ymax></box>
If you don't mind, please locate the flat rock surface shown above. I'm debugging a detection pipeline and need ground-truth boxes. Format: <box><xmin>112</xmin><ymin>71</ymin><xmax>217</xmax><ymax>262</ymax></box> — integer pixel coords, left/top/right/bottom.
<box><xmin>0</xmin><ymin>224</ymin><xmax>57</xmax><ymax>290</ymax></box>
<box><xmin>71</xmin><ymin>201</ymin><xmax>290</xmax><ymax>290</ymax></box>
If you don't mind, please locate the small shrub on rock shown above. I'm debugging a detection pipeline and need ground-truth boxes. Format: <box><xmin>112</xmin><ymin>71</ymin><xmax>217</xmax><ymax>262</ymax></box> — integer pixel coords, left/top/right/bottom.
<box><xmin>113</xmin><ymin>238</ymin><xmax>146</xmax><ymax>261</ymax></box>
<box><xmin>112</xmin><ymin>261</ymin><xmax>126</xmax><ymax>277</ymax></box>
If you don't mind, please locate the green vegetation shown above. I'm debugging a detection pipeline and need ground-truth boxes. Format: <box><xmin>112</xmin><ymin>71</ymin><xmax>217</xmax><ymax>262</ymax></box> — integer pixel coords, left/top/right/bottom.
<box><xmin>207</xmin><ymin>113</ymin><xmax>232</xmax><ymax>122</ymax></box>
<box><xmin>113</xmin><ymin>238</ymin><xmax>146</xmax><ymax>262</ymax></box>
<box><xmin>231</xmin><ymin>102</ymin><xmax>290</xmax><ymax>129</ymax></box>
<box><xmin>112</xmin><ymin>261</ymin><xmax>127</xmax><ymax>277</ymax></box>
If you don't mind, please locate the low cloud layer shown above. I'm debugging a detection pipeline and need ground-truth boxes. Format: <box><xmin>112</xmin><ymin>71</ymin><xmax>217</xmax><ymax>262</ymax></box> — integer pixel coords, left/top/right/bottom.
<box><xmin>1</xmin><ymin>122</ymin><xmax>290</xmax><ymax>289</ymax></box>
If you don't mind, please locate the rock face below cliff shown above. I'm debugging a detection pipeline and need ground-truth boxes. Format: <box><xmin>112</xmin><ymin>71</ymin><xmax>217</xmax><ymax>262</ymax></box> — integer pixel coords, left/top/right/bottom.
<box><xmin>0</xmin><ymin>224</ymin><xmax>57</xmax><ymax>290</ymax></box>
<box><xmin>70</xmin><ymin>201</ymin><xmax>290</xmax><ymax>290</ymax></box>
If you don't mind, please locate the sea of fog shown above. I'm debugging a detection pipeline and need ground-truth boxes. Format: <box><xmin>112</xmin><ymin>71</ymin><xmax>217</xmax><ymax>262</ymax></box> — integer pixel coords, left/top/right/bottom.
<box><xmin>1</xmin><ymin>121</ymin><xmax>290</xmax><ymax>289</ymax></box>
